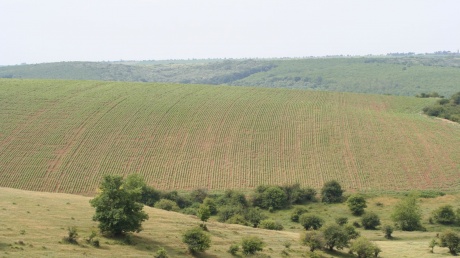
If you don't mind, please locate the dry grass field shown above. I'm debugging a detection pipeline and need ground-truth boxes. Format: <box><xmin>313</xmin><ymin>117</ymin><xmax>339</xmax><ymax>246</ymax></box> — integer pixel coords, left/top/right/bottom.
<box><xmin>1</xmin><ymin>187</ymin><xmax>459</xmax><ymax>257</ymax></box>
<box><xmin>1</xmin><ymin>79</ymin><xmax>459</xmax><ymax>195</ymax></box>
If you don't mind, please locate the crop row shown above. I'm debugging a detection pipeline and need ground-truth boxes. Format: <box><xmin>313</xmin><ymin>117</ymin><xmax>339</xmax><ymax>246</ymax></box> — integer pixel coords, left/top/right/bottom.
<box><xmin>0</xmin><ymin>79</ymin><xmax>459</xmax><ymax>194</ymax></box>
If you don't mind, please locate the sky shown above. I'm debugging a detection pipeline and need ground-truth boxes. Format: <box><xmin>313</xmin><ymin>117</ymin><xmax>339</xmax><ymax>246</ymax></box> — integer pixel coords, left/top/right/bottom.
<box><xmin>1</xmin><ymin>0</ymin><xmax>459</xmax><ymax>65</ymax></box>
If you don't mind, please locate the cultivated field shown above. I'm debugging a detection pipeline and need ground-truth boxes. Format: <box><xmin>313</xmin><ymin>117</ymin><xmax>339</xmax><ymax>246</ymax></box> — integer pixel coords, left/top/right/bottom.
<box><xmin>0</xmin><ymin>79</ymin><xmax>459</xmax><ymax>194</ymax></box>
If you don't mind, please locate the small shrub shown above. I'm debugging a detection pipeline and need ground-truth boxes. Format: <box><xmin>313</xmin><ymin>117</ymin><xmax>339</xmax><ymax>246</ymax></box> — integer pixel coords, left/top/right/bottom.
<box><xmin>154</xmin><ymin>247</ymin><xmax>169</xmax><ymax>258</ymax></box>
<box><xmin>347</xmin><ymin>194</ymin><xmax>367</xmax><ymax>216</ymax></box>
<box><xmin>343</xmin><ymin>224</ymin><xmax>360</xmax><ymax>240</ymax></box>
<box><xmin>228</xmin><ymin>243</ymin><xmax>239</xmax><ymax>255</ymax></box>
<box><xmin>182</xmin><ymin>227</ymin><xmax>211</xmax><ymax>253</ymax></box>
<box><xmin>226</xmin><ymin>214</ymin><xmax>250</xmax><ymax>226</ymax></box>
<box><xmin>429</xmin><ymin>239</ymin><xmax>438</xmax><ymax>253</ymax></box>
<box><xmin>91</xmin><ymin>239</ymin><xmax>100</xmax><ymax>247</ymax></box>
<box><xmin>283</xmin><ymin>240</ymin><xmax>291</xmax><ymax>249</ymax></box>
<box><xmin>439</xmin><ymin>230</ymin><xmax>460</xmax><ymax>255</ymax></box>
<box><xmin>349</xmin><ymin>236</ymin><xmax>381</xmax><ymax>258</ymax></box>
<box><xmin>335</xmin><ymin>217</ymin><xmax>348</xmax><ymax>226</ymax></box>
<box><xmin>154</xmin><ymin>199</ymin><xmax>180</xmax><ymax>212</ymax></box>
<box><xmin>64</xmin><ymin>226</ymin><xmax>78</xmax><ymax>244</ymax></box>
<box><xmin>290</xmin><ymin>207</ymin><xmax>307</xmax><ymax>222</ymax></box>
<box><xmin>361</xmin><ymin>212</ymin><xmax>380</xmax><ymax>230</ymax></box>
<box><xmin>432</xmin><ymin>205</ymin><xmax>456</xmax><ymax>225</ymax></box>
<box><xmin>259</xmin><ymin>219</ymin><xmax>284</xmax><ymax>230</ymax></box>
<box><xmin>352</xmin><ymin>221</ymin><xmax>361</xmax><ymax>228</ymax></box>
<box><xmin>241</xmin><ymin>236</ymin><xmax>264</xmax><ymax>255</ymax></box>
<box><xmin>382</xmin><ymin>224</ymin><xmax>393</xmax><ymax>239</ymax></box>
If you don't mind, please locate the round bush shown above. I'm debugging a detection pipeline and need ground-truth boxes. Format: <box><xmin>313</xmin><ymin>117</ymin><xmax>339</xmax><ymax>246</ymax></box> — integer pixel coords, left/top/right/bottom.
<box><xmin>182</xmin><ymin>227</ymin><xmax>211</xmax><ymax>253</ymax></box>
<box><xmin>259</xmin><ymin>219</ymin><xmax>283</xmax><ymax>230</ymax></box>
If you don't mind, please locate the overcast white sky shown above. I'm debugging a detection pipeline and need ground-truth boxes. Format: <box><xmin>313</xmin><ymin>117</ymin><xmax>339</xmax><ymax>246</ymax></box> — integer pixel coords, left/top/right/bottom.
<box><xmin>1</xmin><ymin>0</ymin><xmax>459</xmax><ymax>65</ymax></box>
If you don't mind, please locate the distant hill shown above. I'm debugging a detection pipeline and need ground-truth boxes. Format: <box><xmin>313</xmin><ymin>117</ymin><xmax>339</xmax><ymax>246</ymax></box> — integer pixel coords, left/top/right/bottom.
<box><xmin>1</xmin><ymin>56</ymin><xmax>460</xmax><ymax>96</ymax></box>
<box><xmin>1</xmin><ymin>79</ymin><xmax>459</xmax><ymax>195</ymax></box>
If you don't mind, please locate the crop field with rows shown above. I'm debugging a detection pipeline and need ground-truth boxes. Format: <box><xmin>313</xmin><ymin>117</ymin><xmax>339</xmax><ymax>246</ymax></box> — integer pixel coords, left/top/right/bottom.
<box><xmin>0</xmin><ymin>79</ymin><xmax>459</xmax><ymax>194</ymax></box>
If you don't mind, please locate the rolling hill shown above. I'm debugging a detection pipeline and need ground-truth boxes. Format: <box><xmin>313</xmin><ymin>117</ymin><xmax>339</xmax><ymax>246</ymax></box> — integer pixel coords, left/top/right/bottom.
<box><xmin>0</xmin><ymin>79</ymin><xmax>459</xmax><ymax>195</ymax></box>
<box><xmin>1</xmin><ymin>56</ymin><xmax>460</xmax><ymax>96</ymax></box>
<box><xmin>1</xmin><ymin>186</ymin><xmax>458</xmax><ymax>257</ymax></box>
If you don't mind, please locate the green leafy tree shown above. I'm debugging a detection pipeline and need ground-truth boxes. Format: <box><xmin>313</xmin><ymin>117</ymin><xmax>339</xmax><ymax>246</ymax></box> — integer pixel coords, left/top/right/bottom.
<box><xmin>182</xmin><ymin>227</ymin><xmax>211</xmax><ymax>253</ymax></box>
<box><xmin>432</xmin><ymin>205</ymin><xmax>456</xmax><ymax>225</ymax></box>
<box><xmin>321</xmin><ymin>180</ymin><xmax>344</xmax><ymax>203</ymax></box>
<box><xmin>245</xmin><ymin>207</ymin><xmax>267</xmax><ymax>228</ymax></box>
<box><xmin>203</xmin><ymin>197</ymin><xmax>218</xmax><ymax>215</ymax></box>
<box><xmin>299</xmin><ymin>214</ymin><xmax>324</xmax><ymax>230</ymax></box>
<box><xmin>347</xmin><ymin>194</ymin><xmax>367</xmax><ymax>216</ymax></box>
<box><xmin>361</xmin><ymin>212</ymin><xmax>380</xmax><ymax>230</ymax></box>
<box><xmin>322</xmin><ymin>224</ymin><xmax>350</xmax><ymax>251</ymax></box>
<box><xmin>89</xmin><ymin>175</ymin><xmax>149</xmax><ymax>236</ymax></box>
<box><xmin>391</xmin><ymin>194</ymin><xmax>422</xmax><ymax>231</ymax></box>
<box><xmin>343</xmin><ymin>224</ymin><xmax>360</xmax><ymax>240</ymax></box>
<box><xmin>439</xmin><ymin>230</ymin><xmax>460</xmax><ymax>255</ymax></box>
<box><xmin>350</xmin><ymin>236</ymin><xmax>381</xmax><ymax>258</ymax></box>
<box><xmin>241</xmin><ymin>236</ymin><xmax>264</xmax><ymax>255</ymax></box>
<box><xmin>252</xmin><ymin>185</ymin><xmax>288</xmax><ymax>210</ymax></box>
<box><xmin>300</xmin><ymin>230</ymin><xmax>325</xmax><ymax>252</ymax></box>
<box><xmin>282</xmin><ymin>183</ymin><xmax>317</xmax><ymax>204</ymax></box>
<box><xmin>197</xmin><ymin>204</ymin><xmax>211</xmax><ymax>228</ymax></box>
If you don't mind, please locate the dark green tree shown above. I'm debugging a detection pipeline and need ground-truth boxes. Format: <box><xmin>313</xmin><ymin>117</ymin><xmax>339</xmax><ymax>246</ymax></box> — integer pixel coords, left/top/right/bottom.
<box><xmin>89</xmin><ymin>174</ymin><xmax>149</xmax><ymax>236</ymax></box>
<box><xmin>321</xmin><ymin>180</ymin><xmax>343</xmax><ymax>203</ymax></box>
<box><xmin>347</xmin><ymin>194</ymin><xmax>367</xmax><ymax>216</ymax></box>
<box><xmin>252</xmin><ymin>185</ymin><xmax>288</xmax><ymax>210</ymax></box>
<box><xmin>299</xmin><ymin>214</ymin><xmax>324</xmax><ymax>230</ymax></box>
<box><xmin>241</xmin><ymin>236</ymin><xmax>264</xmax><ymax>255</ymax></box>
<box><xmin>300</xmin><ymin>230</ymin><xmax>325</xmax><ymax>252</ymax></box>
<box><xmin>245</xmin><ymin>207</ymin><xmax>267</xmax><ymax>228</ymax></box>
<box><xmin>182</xmin><ymin>227</ymin><xmax>211</xmax><ymax>253</ymax></box>
<box><xmin>361</xmin><ymin>212</ymin><xmax>381</xmax><ymax>230</ymax></box>
<box><xmin>432</xmin><ymin>205</ymin><xmax>456</xmax><ymax>225</ymax></box>
<box><xmin>203</xmin><ymin>197</ymin><xmax>218</xmax><ymax>215</ymax></box>
<box><xmin>322</xmin><ymin>224</ymin><xmax>350</xmax><ymax>251</ymax></box>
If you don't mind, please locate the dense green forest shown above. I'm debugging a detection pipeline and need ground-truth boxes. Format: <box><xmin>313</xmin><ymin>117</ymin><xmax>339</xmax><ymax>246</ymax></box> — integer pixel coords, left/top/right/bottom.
<box><xmin>1</xmin><ymin>56</ymin><xmax>460</xmax><ymax>96</ymax></box>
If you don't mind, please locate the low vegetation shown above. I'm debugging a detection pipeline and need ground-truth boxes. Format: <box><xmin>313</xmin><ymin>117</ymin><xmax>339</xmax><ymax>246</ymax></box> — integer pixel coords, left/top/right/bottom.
<box><xmin>423</xmin><ymin>91</ymin><xmax>460</xmax><ymax>123</ymax></box>
<box><xmin>2</xmin><ymin>56</ymin><xmax>460</xmax><ymax>96</ymax></box>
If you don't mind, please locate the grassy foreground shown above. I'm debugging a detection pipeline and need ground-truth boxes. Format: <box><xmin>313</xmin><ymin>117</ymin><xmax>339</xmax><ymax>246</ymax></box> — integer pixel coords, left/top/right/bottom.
<box><xmin>1</xmin><ymin>187</ymin><xmax>459</xmax><ymax>257</ymax></box>
<box><xmin>1</xmin><ymin>79</ymin><xmax>460</xmax><ymax>194</ymax></box>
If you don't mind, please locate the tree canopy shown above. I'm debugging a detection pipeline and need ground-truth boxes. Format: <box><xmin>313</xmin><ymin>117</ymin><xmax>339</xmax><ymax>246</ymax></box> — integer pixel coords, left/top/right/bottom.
<box><xmin>89</xmin><ymin>174</ymin><xmax>149</xmax><ymax>236</ymax></box>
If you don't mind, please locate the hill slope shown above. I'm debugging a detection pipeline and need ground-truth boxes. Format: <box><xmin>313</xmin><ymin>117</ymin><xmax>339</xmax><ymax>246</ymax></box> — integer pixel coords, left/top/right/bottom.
<box><xmin>0</xmin><ymin>79</ymin><xmax>459</xmax><ymax>194</ymax></box>
<box><xmin>1</xmin><ymin>187</ymin><xmax>457</xmax><ymax>257</ymax></box>
<box><xmin>1</xmin><ymin>56</ymin><xmax>460</xmax><ymax>96</ymax></box>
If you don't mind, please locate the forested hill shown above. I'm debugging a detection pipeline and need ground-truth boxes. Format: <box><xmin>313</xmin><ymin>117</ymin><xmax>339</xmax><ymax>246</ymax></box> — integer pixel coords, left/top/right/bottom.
<box><xmin>1</xmin><ymin>56</ymin><xmax>460</xmax><ymax>96</ymax></box>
